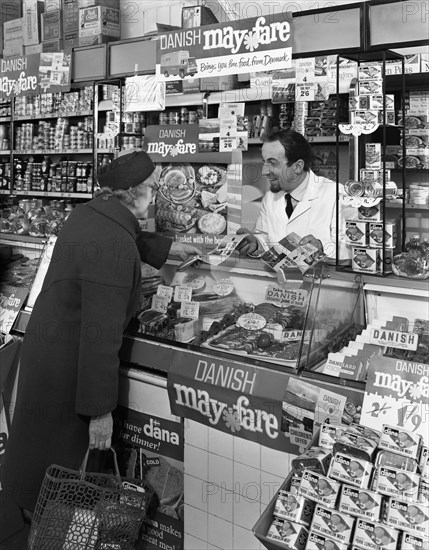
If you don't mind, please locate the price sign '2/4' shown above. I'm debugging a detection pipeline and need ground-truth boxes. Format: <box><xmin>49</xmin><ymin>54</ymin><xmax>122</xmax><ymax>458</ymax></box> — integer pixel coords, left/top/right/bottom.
<box><xmin>361</xmin><ymin>355</ymin><xmax>429</xmax><ymax>440</ymax></box>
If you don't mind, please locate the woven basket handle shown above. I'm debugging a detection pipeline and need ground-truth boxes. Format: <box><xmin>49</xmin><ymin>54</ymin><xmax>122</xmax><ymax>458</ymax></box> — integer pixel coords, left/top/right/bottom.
<box><xmin>80</xmin><ymin>447</ymin><xmax>121</xmax><ymax>483</ymax></box>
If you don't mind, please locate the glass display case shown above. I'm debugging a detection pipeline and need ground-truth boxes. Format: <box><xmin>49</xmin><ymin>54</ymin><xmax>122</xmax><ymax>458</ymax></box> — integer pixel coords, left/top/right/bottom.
<box><xmin>125</xmin><ymin>260</ymin><xmax>366</xmax><ymax>373</ymax></box>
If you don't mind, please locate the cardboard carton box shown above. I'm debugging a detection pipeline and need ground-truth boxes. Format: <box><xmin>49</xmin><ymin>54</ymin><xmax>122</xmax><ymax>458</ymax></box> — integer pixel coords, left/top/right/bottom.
<box><xmin>22</xmin><ymin>0</ymin><xmax>44</xmax><ymax>45</ymax></box>
<box><xmin>182</xmin><ymin>6</ymin><xmax>217</xmax><ymax>28</ymax></box>
<box><xmin>3</xmin><ymin>17</ymin><xmax>23</xmax><ymax>43</ymax></box>
<box><xmin>78</xmin><ymin>6</ymin><xmax>120</xmax><ymax>40</ymax></box>
<box><xmin>41</xmin><ymin>9</ymin><xmax>62</xmax><ymax>41</ymax></box>
<box><xmin>0</xmin><ymin>0</ymin><xmax>22</xmax><ymax>46</ymax></box>
<box><xmin>45</xmin><ymin>0</ymin><xmax>61</xmax><ymax>11</ymax></box>
<box><xmin>62</xmin><ymin>0</ymin><xmax>79</xmax><ymax>33</ymax></box>
<box><xmin>63</xmin><ymin>30</ymin><xmax>79</xmax><ymax>51</ymax></box>
<box><xmin>78</xmin><ymin>0</ymin><xmax>120</xmax><ymax>8</ymax></box>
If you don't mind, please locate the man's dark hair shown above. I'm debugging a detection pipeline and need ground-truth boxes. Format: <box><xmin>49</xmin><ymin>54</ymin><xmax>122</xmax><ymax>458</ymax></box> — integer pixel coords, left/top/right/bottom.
<box><xmin>263</xmin><ymin>129</ymin><xmax>314</xmax><ymax>171</ymax></box>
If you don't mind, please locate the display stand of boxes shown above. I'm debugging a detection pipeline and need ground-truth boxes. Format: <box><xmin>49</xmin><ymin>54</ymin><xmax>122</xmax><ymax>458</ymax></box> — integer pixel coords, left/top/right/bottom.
<box><xmin>335</xmin><ymin>52</ymin><xmax>406</xmax><ymax>276</ymax></box>
<box><xmin>253</xmin><ymin>421</ymin><xmax>428</xmax><ymax>550</ymax></box>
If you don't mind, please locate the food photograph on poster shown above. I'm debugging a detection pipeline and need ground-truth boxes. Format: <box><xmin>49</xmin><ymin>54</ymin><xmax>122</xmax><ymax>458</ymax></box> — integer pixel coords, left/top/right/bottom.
<box><xmin>155</xmin><ymin>162</ymin><xmax>228</xmax><ymax>235</ymax></box>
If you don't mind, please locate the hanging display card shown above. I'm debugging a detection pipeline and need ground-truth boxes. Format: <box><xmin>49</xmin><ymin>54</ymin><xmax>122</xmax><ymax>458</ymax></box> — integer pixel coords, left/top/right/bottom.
<box><xmin>156</xmin><ymin>12</ymin><xmax>293</xmax><ymax>81</ymax></box>
<box><xmin>295</xmin><ymin>57</ymin><xmax>315</xmax><ymax>102</ymax></box>
<box><xmin>124</xmin><ymin>75</ymin><xmax>165</xmax><ymax>112</ymax></box>
<box><xmin>0</xmin><ymin>53</ymin><xmax>71</xmax><ymax>99</ymax></box>
<box><xmin>361</xmin><ymin>355</ymin><xmax>428</xmax><ymax>442</ymax></box>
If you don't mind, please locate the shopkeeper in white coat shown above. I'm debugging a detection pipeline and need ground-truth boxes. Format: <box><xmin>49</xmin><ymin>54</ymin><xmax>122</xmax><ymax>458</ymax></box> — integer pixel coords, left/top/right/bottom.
<box><xmin>237</xmin><ymin>129</ymin><xmax>353</xmax><ymax>258</ymax></box>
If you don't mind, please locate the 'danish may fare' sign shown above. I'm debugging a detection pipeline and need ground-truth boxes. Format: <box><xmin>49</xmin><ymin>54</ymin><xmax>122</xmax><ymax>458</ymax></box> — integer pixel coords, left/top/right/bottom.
<box><xmin>0</xmin><ymin>53</ymin><xmax>71</xmax><ymax>99</ymax></box>
<box><xmin>156</xmin><ymin>13</ymin><xmax>293</xmax><ymax>81</ymax></box>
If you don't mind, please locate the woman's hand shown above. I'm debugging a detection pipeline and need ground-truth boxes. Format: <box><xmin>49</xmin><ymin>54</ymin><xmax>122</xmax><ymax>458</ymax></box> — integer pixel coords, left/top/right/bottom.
<box><xmin>89</xmin><ymin>412</ymin><xmax>113</xmax><ymax>450</ymax></box>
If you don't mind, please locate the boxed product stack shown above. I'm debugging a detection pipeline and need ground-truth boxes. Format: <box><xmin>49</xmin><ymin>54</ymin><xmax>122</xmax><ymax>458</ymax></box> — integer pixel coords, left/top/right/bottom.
<box><xmin>254</xmin><ymin>422</ymin><xmax>428</xmax><ymax>550</ymax></box>
<box><xmin>62</xmin><ymin>0</ymin><xmax>79</xmax><ymax>51</ymax></box>
<box><xmin>78</xmin><ymin>0</ymin><xmax>120</xmax><ymax>46</ymax></box>
<box><xmin>2</xmin><ymin>17</ymin><xmax>24</xmax><ymax>58</ymax></box>
<box><xmin>0</xmin><ymin>0</ymin><xmax>21</xmax><ymax>55</ymax></box>
<box><xmin>305</xmin><ymin>98</ymin><xmax>347</xmax><ymax>138</ymax></box>
<box><xmin>22</xmin><ymin>0</ymin><xmax>44</xmax><ymax>53</ymax></box>
<box><xmin>41</xmin><ymin>7</ymin><xmax>62</xmax><ymax>51</ymax></box>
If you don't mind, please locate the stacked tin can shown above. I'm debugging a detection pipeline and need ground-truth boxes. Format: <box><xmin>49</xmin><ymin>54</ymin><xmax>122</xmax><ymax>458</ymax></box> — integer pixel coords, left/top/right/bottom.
<box><xmin>14</xmin><ymin>88</ymin><xmax>93</xmax><ymax>118</ymax></box>
<box><xmin>0</xmin><ymin>99</ymin><xmax>11</xmax><ymax>117</ymax></box>
<box><xmin>121</xmin><ymin>112</ymin><xmax>145</xmax><ymax>150</ymax></box>
<box><xmin>0</xmin><ymin>160</ymin><xmax>11</xmax><ymax>190</ymax></box>
<box><xmin>279</xmin><ymin>103</ymin><xmax>295</xmax><ymax>130</ymax></box>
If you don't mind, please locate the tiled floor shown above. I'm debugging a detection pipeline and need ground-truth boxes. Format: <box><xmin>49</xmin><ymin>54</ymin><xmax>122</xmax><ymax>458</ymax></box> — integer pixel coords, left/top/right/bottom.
<box><xmin>184</xmin><ymin>420</ymin><xmax>293</xmax><ymax>550</ymax></box>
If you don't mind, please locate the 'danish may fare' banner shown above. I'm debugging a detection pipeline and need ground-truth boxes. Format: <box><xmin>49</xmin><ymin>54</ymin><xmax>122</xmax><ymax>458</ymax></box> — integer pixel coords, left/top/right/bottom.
<box><xmin>167</xmin><ymin>350</ymin><xmax>365</xmax><ymax>455</ymax></box>
<box><xmin>156</xmin><ymin>13</ymin><xmax>293</xmax><ymax>81</ymax></box>
<box><xmin>0</xmin><ymin>52</ymin><xmax>71</xmax><ymax>99</ymax></box>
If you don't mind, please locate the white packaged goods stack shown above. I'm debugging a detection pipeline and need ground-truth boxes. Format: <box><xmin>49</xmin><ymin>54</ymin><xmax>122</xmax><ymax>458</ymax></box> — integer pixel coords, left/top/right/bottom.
<box><xmin>2</xmin><ymin>17</ymin><xmax>24</xmax><ymax>58</ymax></box>
<box><xmin>0</xmin><ymin>0</ymin><xmax>21</xmax><ymax>53</ymax></box>
<box><xmin>22</xmin><ymin>0</ymin><xmax>44</xmax><ymax>46</ymax></box>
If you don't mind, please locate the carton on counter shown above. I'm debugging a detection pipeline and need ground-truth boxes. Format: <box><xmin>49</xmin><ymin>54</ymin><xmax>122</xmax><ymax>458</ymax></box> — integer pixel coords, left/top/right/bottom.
<box><xmin>357</xmin><ymin>201</ymin><xmax>383</xmax><ymax>222</ymax></box>
<box><xmin>351</xmin><ymin>110</ymin><xmax>379</xmax><ymax>126</ymax></box>
<box><xmin>273</xmin><ymin>490</ymin><xmax>315</xmax><ymax>526</ymax></box>
<box><xmin>345</xmin><ymin>220</ymin><xmax>368</xmax><ymax>246</ymax></box>
<box><xmin>266</xmin><ymin>517</ymin><xmax>308</xmax><ymax>550</ymax></box>
<box><xmin>338</xmin><ymin>485</ymin><xmax>382</xmax><ymax>521</ymax></box>
<box><xmin>333</xmin><ymin>434</ymin><xmax>377</xmax><ymax>462</ymax></box>
<box><xmin>420</xmin><ymin>447</ymin><xmax>429</xmax><ymax>483</ymax></box>
<box><xmin>305</xmin><ymin>531</ymin><xmax>349</xmax><ymax>550</ymax></box>
<box><xmin>359</xmin><ymin>80</ymin><xmax>383</xmax><ymax>95</ymax></box>
<box><xmin>400</xmin><ymin>531</ymin><xmax>429</xmax><ymax>550</ymax></box>
<box><xmin>328</xmin><ymin>452</ymin><xmax>373</xmax><ymax>488</ymax></box>
<box><xmin>375</xmin><ymin>450</ymin><xmax>419</xmax><ymax>472</ymax></box>
<box><xmin>291</xmin><ymin>447</ymin><xmax>333</xmax><ymax>476</ymax></box>
<box><xmin>352</xmin><ymin>247</ymin><xmax>393</xmax><ymax>274</ymax></box>
<box><xmin>385</xmin><ymin>498</ymin><xmax>429</xmax><ymax>537</ymax></box>
<box><xmin>318</xmin><ymin>424</ymin><xmax>347</xmax><ymax>450</ymax></box>
<box><xmin>358</xmin><ymin>63</ymin><xmax>382</xmax><ymax>81</ymax></box>
<box><xmin>365</xmin><ymin>143</ymin><xmax>382</xmax><ymax>169</ymax></box>
<box><xmin>347</xmin><ymin>424</ymin><xmax>381</xmax><ymax>445</ymax></box>
<box><xmin>353</xmin><ymin>518</ymin><xmax>399</xmax><ymax>550</ymax></box>
<box><xmin>379</xmin><ymin>424</ymin><xmax>422</xmax><ymax>459</ymax></box>
<box><xmin>418</xmin><ymin>480</ymin><xmax>429</xmax><ymax>505</ymax></box>
<box><xmin>371</xmin><ymin>466</ymin><xmax>420</xmax><ymax>500</ymax></box>
<box><xmin>369</xmin><ymin>221</ymin><xmax>397</xmax><ymax>249</ymax></box>
<box><xmin>310</xmin><ymin>504</ymin><xmax>354</xmax><ymax>544</ymax></box>
<box><xmin>298</xmin><ymin>469</ymin><xmax>340</xmax><ymax>508</ymax></box>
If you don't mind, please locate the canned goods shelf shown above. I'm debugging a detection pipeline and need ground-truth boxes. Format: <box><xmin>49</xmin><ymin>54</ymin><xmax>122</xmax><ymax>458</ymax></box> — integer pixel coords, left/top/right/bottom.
<box><xmin>13</xmin><ymin>149</ymin><xmax>93</xmax><ymax>155</ymax></box>
<box><xmin>13</xmin><ymin>111</ymin><xmax>93</xmax><ymax>121</ymax></box>
<box><xmin>12</xmin><ymin>191</ymin><xmax>92</xmax><ymax>199</ymax></box>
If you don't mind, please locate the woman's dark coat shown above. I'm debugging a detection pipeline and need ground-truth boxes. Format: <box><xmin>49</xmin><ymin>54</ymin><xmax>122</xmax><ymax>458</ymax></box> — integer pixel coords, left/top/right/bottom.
<box><xmin>1</xmin><ymin>195</ymin><xmax>171</xmax><ymax>514</ymax></box>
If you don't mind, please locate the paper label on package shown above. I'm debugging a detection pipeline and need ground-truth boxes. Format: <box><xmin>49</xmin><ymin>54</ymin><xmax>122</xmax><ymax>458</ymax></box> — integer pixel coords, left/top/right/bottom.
<box><xmin>369</xmin><ymin>328</ymin><xmax>418</xmax><ymax>350</ymax></box>
<box><xmin>174</xmin><ymin>285</ymin><xmax>193</xmax><ymax>302</ymax></box>
<box><xmin>218</xmin><ymin>103</ymin><xmax>245</xmax><ymax>117</ymax></box>
<box><xmin>152</xmin><ymin>294</ymin><xmax>169</xmax><ymax>313</ymax></box>
<box><xmin>236</xmin><ymin>313</ymin><xmax>266</xmax><ymax>331</ymax></box>
<box><xmin>157</xmin><ymin>285</ymin><xmax>174</xmax><ymax>301</ymax></box>
<box><xmin>179</xmin><ymin>300</ymin><xmax>199</xmax><ymax>320</ymax></box>
<box><xmin>265</xmin><ymin>284</ymin><xmax>308</xmax><ymax>307</ymax></box>
<box><xmin>214</xmin><ymin>278</ymin><xmax>234</xmax><ymax>296</ymax></box>
<box><xmin>296</xmin><ymin>83</ymin><xmax>315</xmax><ymax>102</ymax></box>
<box><xmin>219</xmin><ymin>116</ymin><xmax>237</xmax><ymax>152</ymax></box>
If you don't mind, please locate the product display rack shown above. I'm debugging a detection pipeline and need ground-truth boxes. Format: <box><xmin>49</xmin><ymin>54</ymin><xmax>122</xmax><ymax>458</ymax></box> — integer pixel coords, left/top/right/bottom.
<box><xmin>335</xmin><ymin>50</ymin><xmax>407</xmax><ymax>277</ymax></box>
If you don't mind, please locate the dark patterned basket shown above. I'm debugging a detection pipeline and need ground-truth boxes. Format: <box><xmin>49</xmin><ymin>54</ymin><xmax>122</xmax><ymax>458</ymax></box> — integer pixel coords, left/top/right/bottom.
<box><xmin>29</xmin><ymin>448</ymin><xmax>153</xmax><ymax>550</ymax></box>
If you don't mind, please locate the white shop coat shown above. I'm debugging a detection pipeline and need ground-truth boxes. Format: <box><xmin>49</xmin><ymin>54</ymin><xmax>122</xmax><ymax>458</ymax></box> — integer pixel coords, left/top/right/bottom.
<box><xmin>253</xmin><ymin>170</ymin><xmax>354</xmax><ymax>258</ymax></box>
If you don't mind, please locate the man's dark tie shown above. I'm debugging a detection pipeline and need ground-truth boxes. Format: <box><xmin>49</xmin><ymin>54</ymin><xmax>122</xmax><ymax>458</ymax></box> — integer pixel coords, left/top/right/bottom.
<box><xmin>285</xmin><ymin>193</ymin><xmax>294</xmax><ymax>218</ymax></box>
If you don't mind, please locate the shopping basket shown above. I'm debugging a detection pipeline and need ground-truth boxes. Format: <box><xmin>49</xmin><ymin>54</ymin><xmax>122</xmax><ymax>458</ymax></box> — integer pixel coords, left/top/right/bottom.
<box><xmin>28</xmin><ymin>447</ymin><xmax>154</xmax><ymax>550</ymax></box>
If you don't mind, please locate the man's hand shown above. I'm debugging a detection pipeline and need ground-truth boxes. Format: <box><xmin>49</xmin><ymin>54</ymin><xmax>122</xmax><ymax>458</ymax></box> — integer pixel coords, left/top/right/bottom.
<box><xmin>299</xmin><ymin>234</ymin><xmax>324</xmax><ymax>252</ymax></box>
<box><xmin>169</xmin><ymin>241</ymin><xmax>201</xmax><ymax>261</ymax></box>
<box><xmin>235</xmin><ymin>228</ymin><xmax>260</xmax><ymax>257</ymax></box>
<box><xmin>89</xmin><ymin>412</ymin><xmax>113</xmax><ymax>450</ymax></box>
